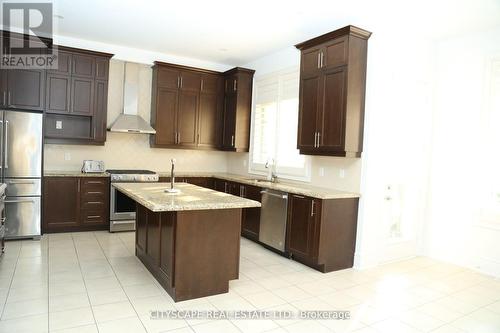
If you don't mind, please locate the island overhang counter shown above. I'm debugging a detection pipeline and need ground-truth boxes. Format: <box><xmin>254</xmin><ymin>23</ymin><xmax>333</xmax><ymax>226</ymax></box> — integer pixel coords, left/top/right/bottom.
<box><xmin>112</xmin><ymin>182</ymin><xmax>261</xmax><ymax>302</ymax></box>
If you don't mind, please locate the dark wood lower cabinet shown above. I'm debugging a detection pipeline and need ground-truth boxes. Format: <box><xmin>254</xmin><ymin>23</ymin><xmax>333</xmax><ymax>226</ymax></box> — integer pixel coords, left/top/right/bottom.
<box><xmin>158</xmin><ymin>177</ymin><xmax>215</xmax><ymax>190</ymax></box>
<box><xmin>135</xmin><ymin>203</ymin><xmax>241</xmax><ymax>301</ymax></box>
<box><xmin>150</xmin><ymin>176</ymin><xmax>360</xmax><ymax>274</ymax></box>
<box><xmin>286</xmin><ymin>194</ymin><xmax>359</xmax><ymax>272</ymax></box>
<box><xmin>43</xmin><ymin>176</ymin><xmax>110</xmax><ymax>233</ymax></box>
<box><xmin>240</xmin><ymin>184</ymin><xmax>261</xmax><ymax>241</ymax></box>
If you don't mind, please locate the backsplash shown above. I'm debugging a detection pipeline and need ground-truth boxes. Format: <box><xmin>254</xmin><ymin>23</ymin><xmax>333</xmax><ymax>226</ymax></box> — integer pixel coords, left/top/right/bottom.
<box><xmin>44</xmin><ymin>132</ymin><xmax>229</xmax><ymax>172</ymax></box>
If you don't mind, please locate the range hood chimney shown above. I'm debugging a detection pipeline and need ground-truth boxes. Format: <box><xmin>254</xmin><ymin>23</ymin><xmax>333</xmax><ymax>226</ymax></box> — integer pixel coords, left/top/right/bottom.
<box><xmin>109</xmin><ymin>62</ymin><xmax>156</xmax><ymax>134</ymax></box>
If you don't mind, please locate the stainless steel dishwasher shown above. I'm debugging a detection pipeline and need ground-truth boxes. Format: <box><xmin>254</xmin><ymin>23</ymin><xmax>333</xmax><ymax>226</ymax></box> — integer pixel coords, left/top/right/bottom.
<box><xmin>258</xmin><ymin>189</ymin><xmax>288</xmax><ymax>252</ymax></box>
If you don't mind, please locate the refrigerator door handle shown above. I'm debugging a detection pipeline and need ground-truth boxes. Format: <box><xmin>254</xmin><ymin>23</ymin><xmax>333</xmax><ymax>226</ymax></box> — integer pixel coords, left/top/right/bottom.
<box><xmin>5</xmin><ymin>199</ymin><xmax>35</xmax><ymax>204</ymax></box>
<box><xmin>4</xmin><ymin>120</ymin><xmax>8</xmax><ymax>169</ymax></box>
<box><xmin>0</xmin><ymin>119</ymin><xmax>2</xmax><ymax>170</ymax></box>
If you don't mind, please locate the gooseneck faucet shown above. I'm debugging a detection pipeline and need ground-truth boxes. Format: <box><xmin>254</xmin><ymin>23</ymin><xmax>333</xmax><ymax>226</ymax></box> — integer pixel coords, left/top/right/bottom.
<box><xmin>165</xmin><ymin>158</ymin><xmax>180</xmax><ymax>193</ymax></box>
<box><xmin>170</xmin><ymin>158</ymin><xmax>176</xmax><ymax>191</ymax></box>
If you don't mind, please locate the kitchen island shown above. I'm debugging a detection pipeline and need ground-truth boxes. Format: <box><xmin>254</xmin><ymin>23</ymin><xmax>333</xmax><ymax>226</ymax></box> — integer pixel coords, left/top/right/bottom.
<box><xmin>112</xmin><ymin>182</ymin><xmax>261</xmax><ymax>301</ymax></box>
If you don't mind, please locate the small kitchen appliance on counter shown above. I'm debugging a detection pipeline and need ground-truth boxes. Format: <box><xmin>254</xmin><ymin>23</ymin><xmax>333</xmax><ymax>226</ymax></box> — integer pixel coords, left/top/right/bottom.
<box><xmin>81</xmin><ymin>160</ymin><xmax>105</xmax><ymax>173</ymax></box>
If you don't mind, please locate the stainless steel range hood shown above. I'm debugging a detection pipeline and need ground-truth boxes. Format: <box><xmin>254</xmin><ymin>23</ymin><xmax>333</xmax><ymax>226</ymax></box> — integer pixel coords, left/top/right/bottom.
<box><xmin>109</xmin><ymin>62</ymin><xmax>156</xmax><ymax>134</ymax></box>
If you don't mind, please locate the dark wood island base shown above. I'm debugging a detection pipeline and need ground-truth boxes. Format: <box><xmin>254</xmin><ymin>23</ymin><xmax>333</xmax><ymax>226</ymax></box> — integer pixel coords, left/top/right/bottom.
<box><xmin>135</xmin><ymin>203</ymin><xmax>242</xmax><ymax>302</ymax></box>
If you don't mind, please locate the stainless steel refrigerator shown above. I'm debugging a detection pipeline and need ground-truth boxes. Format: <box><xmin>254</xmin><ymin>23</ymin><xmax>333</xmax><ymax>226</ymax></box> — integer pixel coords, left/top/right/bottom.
<box><xmin>0</xmin><ymin>110</ymin><xmax>43</xmax><ymax>239</ymax></box>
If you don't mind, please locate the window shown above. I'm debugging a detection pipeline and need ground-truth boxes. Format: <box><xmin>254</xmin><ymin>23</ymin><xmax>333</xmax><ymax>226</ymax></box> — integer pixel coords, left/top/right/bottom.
<box><xmin>249</xmin><ymin>68</ymin><xmax>310</xmax><ymax>180</ymax></box>
<box><xmin>479</xmin><ymin>58</ymin><xmax>500</xmax><ymax>228</ymax></box>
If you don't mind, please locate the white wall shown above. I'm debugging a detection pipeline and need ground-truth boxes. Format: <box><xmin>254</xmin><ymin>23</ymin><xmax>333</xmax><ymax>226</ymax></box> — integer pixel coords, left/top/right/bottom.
<box><xmin>424</xmin><ymin>26</ymin><xmax>500</xmax><ymax>277</ymax></box>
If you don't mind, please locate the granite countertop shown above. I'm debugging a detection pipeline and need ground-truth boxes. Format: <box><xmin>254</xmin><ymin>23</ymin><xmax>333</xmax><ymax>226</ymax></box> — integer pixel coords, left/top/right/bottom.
<box><xmin>112</xmin><ymin>182</ymin><xmax>261</xmax><ymax>212</ymax></box>
<box><xmin>211</xmin><ymin>173</ymin><xmax>360</xmax><ymax>200</ymax></box>
<box><xmin>157</xmin><ymin>172</ymin><xmax>360</xmax><ymax>199</ymax></box>
<box><xmin>44</xmin><ymin>170</ymin><xmax>359</xmax><ymax>199</ymax></box>
<box><xmin>44</xmin><ymin>170</ymin><xmax>110</xmax><ymax>177</ymax></box>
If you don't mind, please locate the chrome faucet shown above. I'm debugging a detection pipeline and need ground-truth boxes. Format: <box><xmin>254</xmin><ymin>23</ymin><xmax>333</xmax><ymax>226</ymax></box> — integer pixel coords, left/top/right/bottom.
<box><xmin>265</xmin><ymin>159</ymin><xmax>278</xmax><ymax>183</ymax></box>
<box><xmin>165</xmin><ymin>158</ymin><xmax>180</xmax><ymax>193</ymax></box>
<box><xmin>170</xmin><ymin>158</ymin><xmax>176</xmax><ymax>191</ymax></box>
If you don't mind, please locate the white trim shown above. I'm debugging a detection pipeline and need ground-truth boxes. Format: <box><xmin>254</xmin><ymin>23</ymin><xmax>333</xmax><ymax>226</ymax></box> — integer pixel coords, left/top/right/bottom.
<box><xmin>248</xmin><ymin>66</ymin><xmax>311</xmax><ymax>182</ymax></box>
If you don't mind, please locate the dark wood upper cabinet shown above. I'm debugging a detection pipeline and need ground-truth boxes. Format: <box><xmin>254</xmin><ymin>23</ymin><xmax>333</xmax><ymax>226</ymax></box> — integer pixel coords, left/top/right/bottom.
<box><xmin>44</xmin><ymin>46</ymin><xmax>113</xmax><ymax>145</ymax></box>
<box><xmin>93</xmin><ymin>80</ymin><xmax>108</xmax><ymax>143</ymax></box>
<box><xmin>72</xmin><ymin>54</ymin><xmax>95</xmax><ymax>78</ymax></box>
<box><xmin>177</xmin><ymin>90</ymin><xmax>198</xmax><ymax>147</ymax></box>
<box><xmin>46</xmin><ymin>74</ymin><xmax>71</xmax><ymax>113</ymax></box>
<box><xmin>220</xmin><ymin>68</ymin><xmax>255</xmax><ymax>152</ymax></box>
<box><xmin>296</xmin><ymin>25</ymin><xmax>371</xmax><ymax>157</ymax></box>
<box><xmin>71</xmin><ymin>77</ymin><xmax>94</xmax><ymax>115</ymax></box>
<box><xmin>151</xmin><ymin>62</ymin><xmax>228</xmax><ymax>150</ymax></box>
<box><xmin>49</xmin><ymin>51</ymin><xmax>72</xmax><ymax>75</ymax></box>
<box><xmin>5</xmin><ymin>69</ymin><xmax>45</xmax><ymax>111</ymax></box>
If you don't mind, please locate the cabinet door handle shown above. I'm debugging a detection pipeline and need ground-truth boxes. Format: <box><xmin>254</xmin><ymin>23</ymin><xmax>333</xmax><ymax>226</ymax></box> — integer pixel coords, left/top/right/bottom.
<box><xmin>87</xmin><ymin>191</ymin><xmax>102</xmax><ymax>194</ymax></box>
<box><xmin>317</xmin><ymin>132</ymin><xmax>321</xmax><ymax>147</ymax></box>
<box><xmin>317</xmin><ymin>52</ymin><xmax>321</xmax><ymax>69</ymax></box>
<box><xmin>177</xmin><ymin>132</ymin><xmax>181</xmax><ymax>143</ymax></box>
<box><xmin>87</xmin><ymin>181</ymin><xmax>103</xmax><ymax>184</ymax></box>
<box><xmin>314</xmin><ymin>132</ymin><xmax>318</xmax><ymax>148</ymax></box>
<box><xmin>7</xmin><ymin>91</ymin><xmax>11</xmax><ymax>106</ymax></box>
<box><xmin>233</xmin><ymin>80</ymin><xmax>237</xmax><ymax>91</ymax></box>
<box><xmin>320</xmin><ymin>52</ymin><xmax>324</xmax><ymax>68</ymax></box>
<box><xmin>231</xmin><ymin>135</ymin><xmax>235</xmax><ymax>147</ymax></box>
<box><xmin>293</xmin><ymin>195</ymin><xmax>305</xmax><ymax>199</ymax></box>
<box><xmin>311</xmin><ymin>200</ymin><xmax>315</xmax><ymax>216</ymax></box>
<box><xmin>180</xmin><ymin>76</ymin><xmax>183</xmax><ymax>88</ymax></box>
<box><xmin>200</xmin><ymin>79</ymin><xmax>204</xmax><ymax>91</ymax></box>
<box><xmin>177</xmin><ymin>76</ymin><xmax>180</xmax><ymax>88</ymax></box>
<box><xmin>86</xmin><ymin>201</ymin><xmax>102</xmax><ymax>204</ymax></box>
<box><xmin>87</xmin><ymin>215</ymin><xmax>101</xmax><ymax>219</ymax></box>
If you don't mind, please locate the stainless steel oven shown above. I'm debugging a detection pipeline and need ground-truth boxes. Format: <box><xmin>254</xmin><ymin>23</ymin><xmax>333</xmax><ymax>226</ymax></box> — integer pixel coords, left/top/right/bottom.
<box><xmin>108</xmin><ymin>170</ymin><xmax>158</xmax><ymax>232</ymax></box>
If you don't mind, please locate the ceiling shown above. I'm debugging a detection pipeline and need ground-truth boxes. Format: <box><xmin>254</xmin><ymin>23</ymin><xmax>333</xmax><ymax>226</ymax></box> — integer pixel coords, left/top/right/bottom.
<box><xmin>6</xmin><ymin>0</ymin><xmax>500</xmax><ymax>66</ymax></box>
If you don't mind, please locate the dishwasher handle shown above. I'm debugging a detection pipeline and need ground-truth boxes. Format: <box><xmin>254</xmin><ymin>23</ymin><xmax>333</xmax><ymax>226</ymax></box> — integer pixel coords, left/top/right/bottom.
<box><xmin>260</xmin><ymin>190</ymin><xmax>288</xmax><ymax>199</ymax></box>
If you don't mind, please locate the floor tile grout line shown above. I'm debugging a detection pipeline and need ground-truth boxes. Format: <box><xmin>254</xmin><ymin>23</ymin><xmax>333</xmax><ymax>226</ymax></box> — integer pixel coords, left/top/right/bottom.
<box><xmin>71</xmin><ymin>232</ymin><xmax>100</xmax><ymax>332</ymax></box>
<box><xmin>95</xmin><ymin>231</ymin><xmax>150</xmax><ymax>332</ymax></box>
<box><xmin>0</xmin><ymin>240</ymin><xmax>21</xmax><ymax>321</ymax></box>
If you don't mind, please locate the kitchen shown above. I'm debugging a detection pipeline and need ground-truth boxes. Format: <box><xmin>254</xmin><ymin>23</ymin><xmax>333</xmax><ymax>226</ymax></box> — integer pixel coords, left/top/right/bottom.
<box><xmin>1</xmin><ymin>1</ymin><xmax>500</xmax><ymax>333</ymax></box>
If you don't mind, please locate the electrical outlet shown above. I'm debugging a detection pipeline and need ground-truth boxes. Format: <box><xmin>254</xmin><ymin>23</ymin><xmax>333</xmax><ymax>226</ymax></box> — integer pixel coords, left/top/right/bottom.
<box><xmin>339</xmin><ymin>169</ymin><xmax>346</xmax><ymax>178</ymax></box>
<box><xmin>64</xmin><ymin>152</ymin><xmax>71</xmax><ymax>161</ymax></box>
<box><xmin>319</xmin><ymin>167</ymin><xmax>325</xmax><ymax>177</ymax></box>
<box><xmin>56</xmin><ymin>120</ymin><xmax>63</xmax><ymax>130</ymax></box>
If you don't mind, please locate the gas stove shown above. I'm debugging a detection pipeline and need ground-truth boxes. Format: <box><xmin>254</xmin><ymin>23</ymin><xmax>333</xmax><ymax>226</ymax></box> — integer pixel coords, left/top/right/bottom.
<box><xmin>106</xmin><ymin>169</ymin><xmax>159</xmax><ymax>182</ymax></box>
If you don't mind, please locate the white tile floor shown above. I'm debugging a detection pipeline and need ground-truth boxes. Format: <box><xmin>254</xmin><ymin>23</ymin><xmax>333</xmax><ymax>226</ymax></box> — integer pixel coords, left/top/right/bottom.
<box><xmin>0</xmin><ymin>232</ymin><xmax>500</xmax><ymax>333</ymax></box>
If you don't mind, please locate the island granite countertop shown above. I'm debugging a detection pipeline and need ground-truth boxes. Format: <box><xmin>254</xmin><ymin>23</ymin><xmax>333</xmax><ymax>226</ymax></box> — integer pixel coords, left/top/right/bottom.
<box><xmin>112</xmin><ymin>182</ymin><xmax>261</xmax><ymax>212</ymax></box>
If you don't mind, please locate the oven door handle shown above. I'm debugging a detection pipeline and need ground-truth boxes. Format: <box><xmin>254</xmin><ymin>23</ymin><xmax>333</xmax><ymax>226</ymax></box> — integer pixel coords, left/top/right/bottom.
<box><xmin>111</xmin><ymin>220</ymin><xmax>135</xmax><ymax>225</ymax></box>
